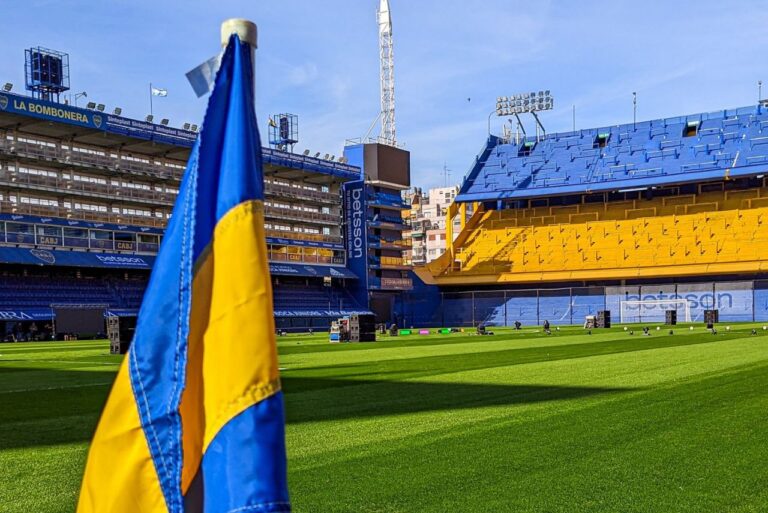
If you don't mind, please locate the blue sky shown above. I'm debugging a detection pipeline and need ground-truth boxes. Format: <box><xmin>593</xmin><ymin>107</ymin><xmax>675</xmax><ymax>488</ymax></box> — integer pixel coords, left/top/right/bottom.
<box><xmin>0</xmin><ymin>0</ymin><xmax>766</xmax><ymax>190</ymax></box>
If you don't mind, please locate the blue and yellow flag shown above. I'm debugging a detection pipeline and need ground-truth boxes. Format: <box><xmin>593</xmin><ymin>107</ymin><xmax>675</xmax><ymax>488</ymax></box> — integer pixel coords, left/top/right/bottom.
<box><xmin>78</xmin><ymin>34</ymin><xmax>290</xmax><ymax>513</ymax></box>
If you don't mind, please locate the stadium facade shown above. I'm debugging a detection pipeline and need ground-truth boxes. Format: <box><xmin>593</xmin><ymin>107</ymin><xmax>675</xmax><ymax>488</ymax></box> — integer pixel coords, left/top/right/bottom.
<box><xmin>0</xmin><ymin>87</ymin><xmax>411</xmax><ymax>338</ymax></box>
<box><xmin>405</xmin><ymin>104</ymin><xmax>768</xmax><ymax>326</ymax></box>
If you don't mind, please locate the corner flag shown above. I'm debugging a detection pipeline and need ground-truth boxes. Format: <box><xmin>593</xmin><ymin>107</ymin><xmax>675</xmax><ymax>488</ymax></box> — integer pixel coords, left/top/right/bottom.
<box><xmin>77</xmin><ymin>31</ymin><xmax>291</xmax><ymax>513</ymax></box>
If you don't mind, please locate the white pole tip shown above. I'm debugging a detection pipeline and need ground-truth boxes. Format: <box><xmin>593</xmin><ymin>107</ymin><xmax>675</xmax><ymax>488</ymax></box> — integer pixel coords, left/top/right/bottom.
<box><xmin>221</xmin><ymin>18</ymin><xmax>257</xmax><ymax>48</ymax></box>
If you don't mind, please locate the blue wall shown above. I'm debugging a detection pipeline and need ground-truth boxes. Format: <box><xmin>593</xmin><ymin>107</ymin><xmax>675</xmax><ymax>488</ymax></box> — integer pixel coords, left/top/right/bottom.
<box><xmin>396</xmin><ymin>278</ymin><xmax>768</xmax><ymax>327</ymax></box>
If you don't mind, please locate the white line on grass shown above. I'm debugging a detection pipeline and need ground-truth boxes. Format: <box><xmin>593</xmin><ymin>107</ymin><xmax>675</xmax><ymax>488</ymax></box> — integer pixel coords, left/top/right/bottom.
<box><xmin>0</xmin><ymin>381</ymin><xmax>113</xmax><ymax>394</ymax></box>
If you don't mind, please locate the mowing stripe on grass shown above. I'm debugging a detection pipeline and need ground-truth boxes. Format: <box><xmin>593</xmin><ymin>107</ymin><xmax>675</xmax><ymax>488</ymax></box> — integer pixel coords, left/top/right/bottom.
<box><xmin>0</xmin><ymin>381</ymin><xmax>113</xmax><ymax>395</ymax></box>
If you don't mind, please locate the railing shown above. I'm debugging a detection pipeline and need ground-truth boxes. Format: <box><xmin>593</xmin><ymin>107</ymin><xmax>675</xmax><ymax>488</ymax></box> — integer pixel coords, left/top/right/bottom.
<box><xmin>264</xmin><ymin>182</ymin><xmax>338</xmax><ymax>204</ymax></box>
<box><xmin>0</xmin><ymin>200</ymin><xmax>167</xmax><ymax>229</ymax></box>
<box><xmin>265</xmin><ymin>229</ymin><xmax>343</xmax><ymax>245</ymax></box>
<box><xmin>380</xmin><ymin>257</ymin><xmax>405</xmax><ymax>266</ymax></box>
<box><xmin>375</xmin><ymin>238</ymin><xmax>411</xmax><ymax>248</ymax></box>
<box><xmin>268</xmin><ymin>251</ymin><xmax>345</xmax><ymax>265</ymax></box>
<box><xmin>264</xmin><ymin>205</ymin><xmax>339</xmax><ymax>225</ymax></box>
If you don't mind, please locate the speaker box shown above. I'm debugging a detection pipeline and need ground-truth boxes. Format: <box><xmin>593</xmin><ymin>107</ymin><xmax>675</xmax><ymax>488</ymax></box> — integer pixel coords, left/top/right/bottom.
<box><xmin>596</xmin><ymin>310</ymin><xmax>611</xmax><ymax>328</ymax></box>
<box><xmin>108</xmin><ymin>316</ymin><xmax>137</xmax><ymax>354</ymax></box>
<box><xmin>349</xmin><ymin>314</ymin><xmax>376</xmax><ymax>342</ymax></box>
<box><xmin>665</xmin><ymin>310</ymin><xmax>677</xmax><ymax>325</ymax></box>
<box><xmin>704</xmin><ymin>309</ymin><xmax>719</xmax><ymax>324</ymax></box>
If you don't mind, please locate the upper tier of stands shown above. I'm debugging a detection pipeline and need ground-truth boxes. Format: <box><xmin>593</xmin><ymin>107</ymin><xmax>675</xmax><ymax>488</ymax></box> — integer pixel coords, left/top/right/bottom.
<box><xmin>457</xmin><ymin>105</ymin><xmax>768</xmax><ymax>202</ymax></box>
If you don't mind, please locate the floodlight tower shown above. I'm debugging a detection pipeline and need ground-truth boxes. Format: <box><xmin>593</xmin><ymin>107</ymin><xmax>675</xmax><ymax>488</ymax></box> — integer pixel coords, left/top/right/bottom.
<box><xmin>378</xmin><ymin>0</ymin><xmax>396</xmax><ymax>146</ymax></box>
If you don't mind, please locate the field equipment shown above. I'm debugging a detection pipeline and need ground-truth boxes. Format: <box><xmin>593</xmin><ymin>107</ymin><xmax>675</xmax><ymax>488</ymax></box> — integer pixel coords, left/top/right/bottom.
<box><xmin>665</xmin><ymin>310</ymin><xmax>677</xmax><ymax>325</ymax></box>
<box><xmin>349</xmin><ymin>314</ymin><xmax>376</xmax><ymax>342</ymax></box>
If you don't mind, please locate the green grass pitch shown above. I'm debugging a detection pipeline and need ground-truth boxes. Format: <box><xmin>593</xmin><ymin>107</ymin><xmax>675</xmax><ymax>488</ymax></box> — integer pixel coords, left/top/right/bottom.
<box><xmin>1</xmin><ymin>323</ymin><xmax>768</xmax><ymax>512</ymax></box>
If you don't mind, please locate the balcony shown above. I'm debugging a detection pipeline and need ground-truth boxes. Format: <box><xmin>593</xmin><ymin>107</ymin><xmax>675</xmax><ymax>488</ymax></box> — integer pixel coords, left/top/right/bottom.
<box><xmin>0</xmin><ymin>168</ymin><xmax>176</xmax><ymax>207</ymax></box>
<box><xmin>368</xmin><ymin>237</ymin><xmax>411</xmax><ymax>250</ymax></box>
<box><xmin>0</xmin><ymin>137</ymin><xmax>185</xmax><ymax>181</ymax></box>
<box><xmin>368</xmin><ymin>255</ymin><xmax>410</xmax><ymax>270</ymax></box>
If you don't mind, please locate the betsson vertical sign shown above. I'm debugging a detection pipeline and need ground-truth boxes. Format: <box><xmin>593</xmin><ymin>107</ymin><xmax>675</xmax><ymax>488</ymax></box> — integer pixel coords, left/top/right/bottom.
<box><xmin>343</xmin><ymin>180</ymin><xmax>368</xmax><ymax>306</ymax></box>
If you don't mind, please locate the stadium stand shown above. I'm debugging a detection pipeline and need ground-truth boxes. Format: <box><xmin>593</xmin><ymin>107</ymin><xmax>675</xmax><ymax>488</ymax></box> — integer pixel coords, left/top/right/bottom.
<box><xmin>0</xmin><ymin>86</ymin><xmax>374</xmax><ymax>335</ymax></box>
<box><xmin>407</xmin><ymin>105</ymin><xmax>768</xmax><ymax>327</ymax></box>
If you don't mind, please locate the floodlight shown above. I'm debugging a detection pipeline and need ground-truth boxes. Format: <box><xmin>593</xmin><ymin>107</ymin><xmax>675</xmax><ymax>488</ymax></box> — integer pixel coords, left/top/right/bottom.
<box><xmin>145</xmin><ymin>114</ymin><xmax>154</xmax><ymax>123</ymax></box>
<box><xmin>314</xmin><ymin>152</ymin><xmax>321</xmax><ymax>158</ymax></box>
<box><xmin>324</xmin><ymin>153</ymin><xmax>330</xmax><ymax>160</ymax></box>
<box><xmin>2</xmin><ymin>83</ymin><xmax>12</xmax><ymax>92</ymax></box>
<box><xmin>303</xmin><ymin>149</ymin><xmax>310</xmax><ymax>156</ymax></box>
<box><xmin>113</xmin><ymin>107</ymin><xmax>122</xmax><ymax>115</ymax></box>
<box><xmin>96</xmin><ymin>104</ymin><xmax>105</xmax><ymax>112</ymax></box>
<box><xmin>160</xmin><ymin>119</ymin><xmax>169</xmax><ymax>126</ymax></box>
<box><xmin>190</xmin><ymin>124</ymin><xmax>198</xmax><ymax>132</ymax></box>
<box><xmin>183</xmin><ymin>122</ymin><xmax>191</xmax><ymax>130</ymax></box>
<box><xmin>86</xmin><ymin>102</ymin><xmax>96</xmax><ymax>109</ymax></box>
<box><xmin>496</xmin><ymin>90</ymin><xmax>554</xmax><ymax>116</ymax></box>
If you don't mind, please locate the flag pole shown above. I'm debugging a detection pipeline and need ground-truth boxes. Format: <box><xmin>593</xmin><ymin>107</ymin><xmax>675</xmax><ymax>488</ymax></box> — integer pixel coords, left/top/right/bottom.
<box><xmin>149</xmin><ymin>82</ymin><xmax>153</xmax><ymax>118</ymax></box>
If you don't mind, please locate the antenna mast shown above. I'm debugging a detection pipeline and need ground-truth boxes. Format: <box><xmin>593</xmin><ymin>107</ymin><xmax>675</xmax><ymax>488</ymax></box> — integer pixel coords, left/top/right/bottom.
<box><xmin>378</xmin><ymin>0</ymin><xmax>396</xmax><ymax>146</ymax></box>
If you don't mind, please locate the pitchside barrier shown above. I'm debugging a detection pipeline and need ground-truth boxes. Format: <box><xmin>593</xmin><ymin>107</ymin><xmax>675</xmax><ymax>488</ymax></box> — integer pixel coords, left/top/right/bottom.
<box><xmin>395</xmin><ymin>279</ymin><xmax>768</xmax><ymax>328</ymax></box>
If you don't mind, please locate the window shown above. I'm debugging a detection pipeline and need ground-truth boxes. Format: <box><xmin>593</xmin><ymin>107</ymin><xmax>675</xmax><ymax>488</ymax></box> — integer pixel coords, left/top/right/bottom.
<box><xmin>73</xmin><ymin>202</ymin><xmax>107</xmax><ymax>212</ymax></box>
<box><xmin>6</xmin><ymin>222</ymin><xmax>33</xmax><ymax>234</ymax></box>
<box><xmin>20</xmin><ymin>196</ymin><xmax>58</xmax><ymax>207</ymax></box>
<box><xmin>72</xmin><ymin>145</ymin><xmax>106</xmax><ymax>156</ymax></box>
<box><xmin>138</xmin><ymin>234</ymin><xmax>159</xmax><ymax>244</ymax></box>
<box><xmin>36</xmin><ymin>225</ymin><xmax>62</xmax><ymax>237</ymax></box>
<box><xmin>90</xmin><ymin>230</ymin><xmax>113</xmax><ymax>241</ymax></box>
<box><xmin>72</xmin><ymin>174</ymin><xmax>107</xmax><ymax>185</ymax></box>
<box><xmin>64</xmin><ymin>227</ymin><xmax>88</xmax><ymax>239</ymax></box>
<box><xmin>121</xmin><ymin>207</ymin><xmax>152</xmax><ymax>217</ymax></box>
<box><xmin>14</xmin><ymin>166</ymin><xmax>58</xmax><ymax>178</ymax></box>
